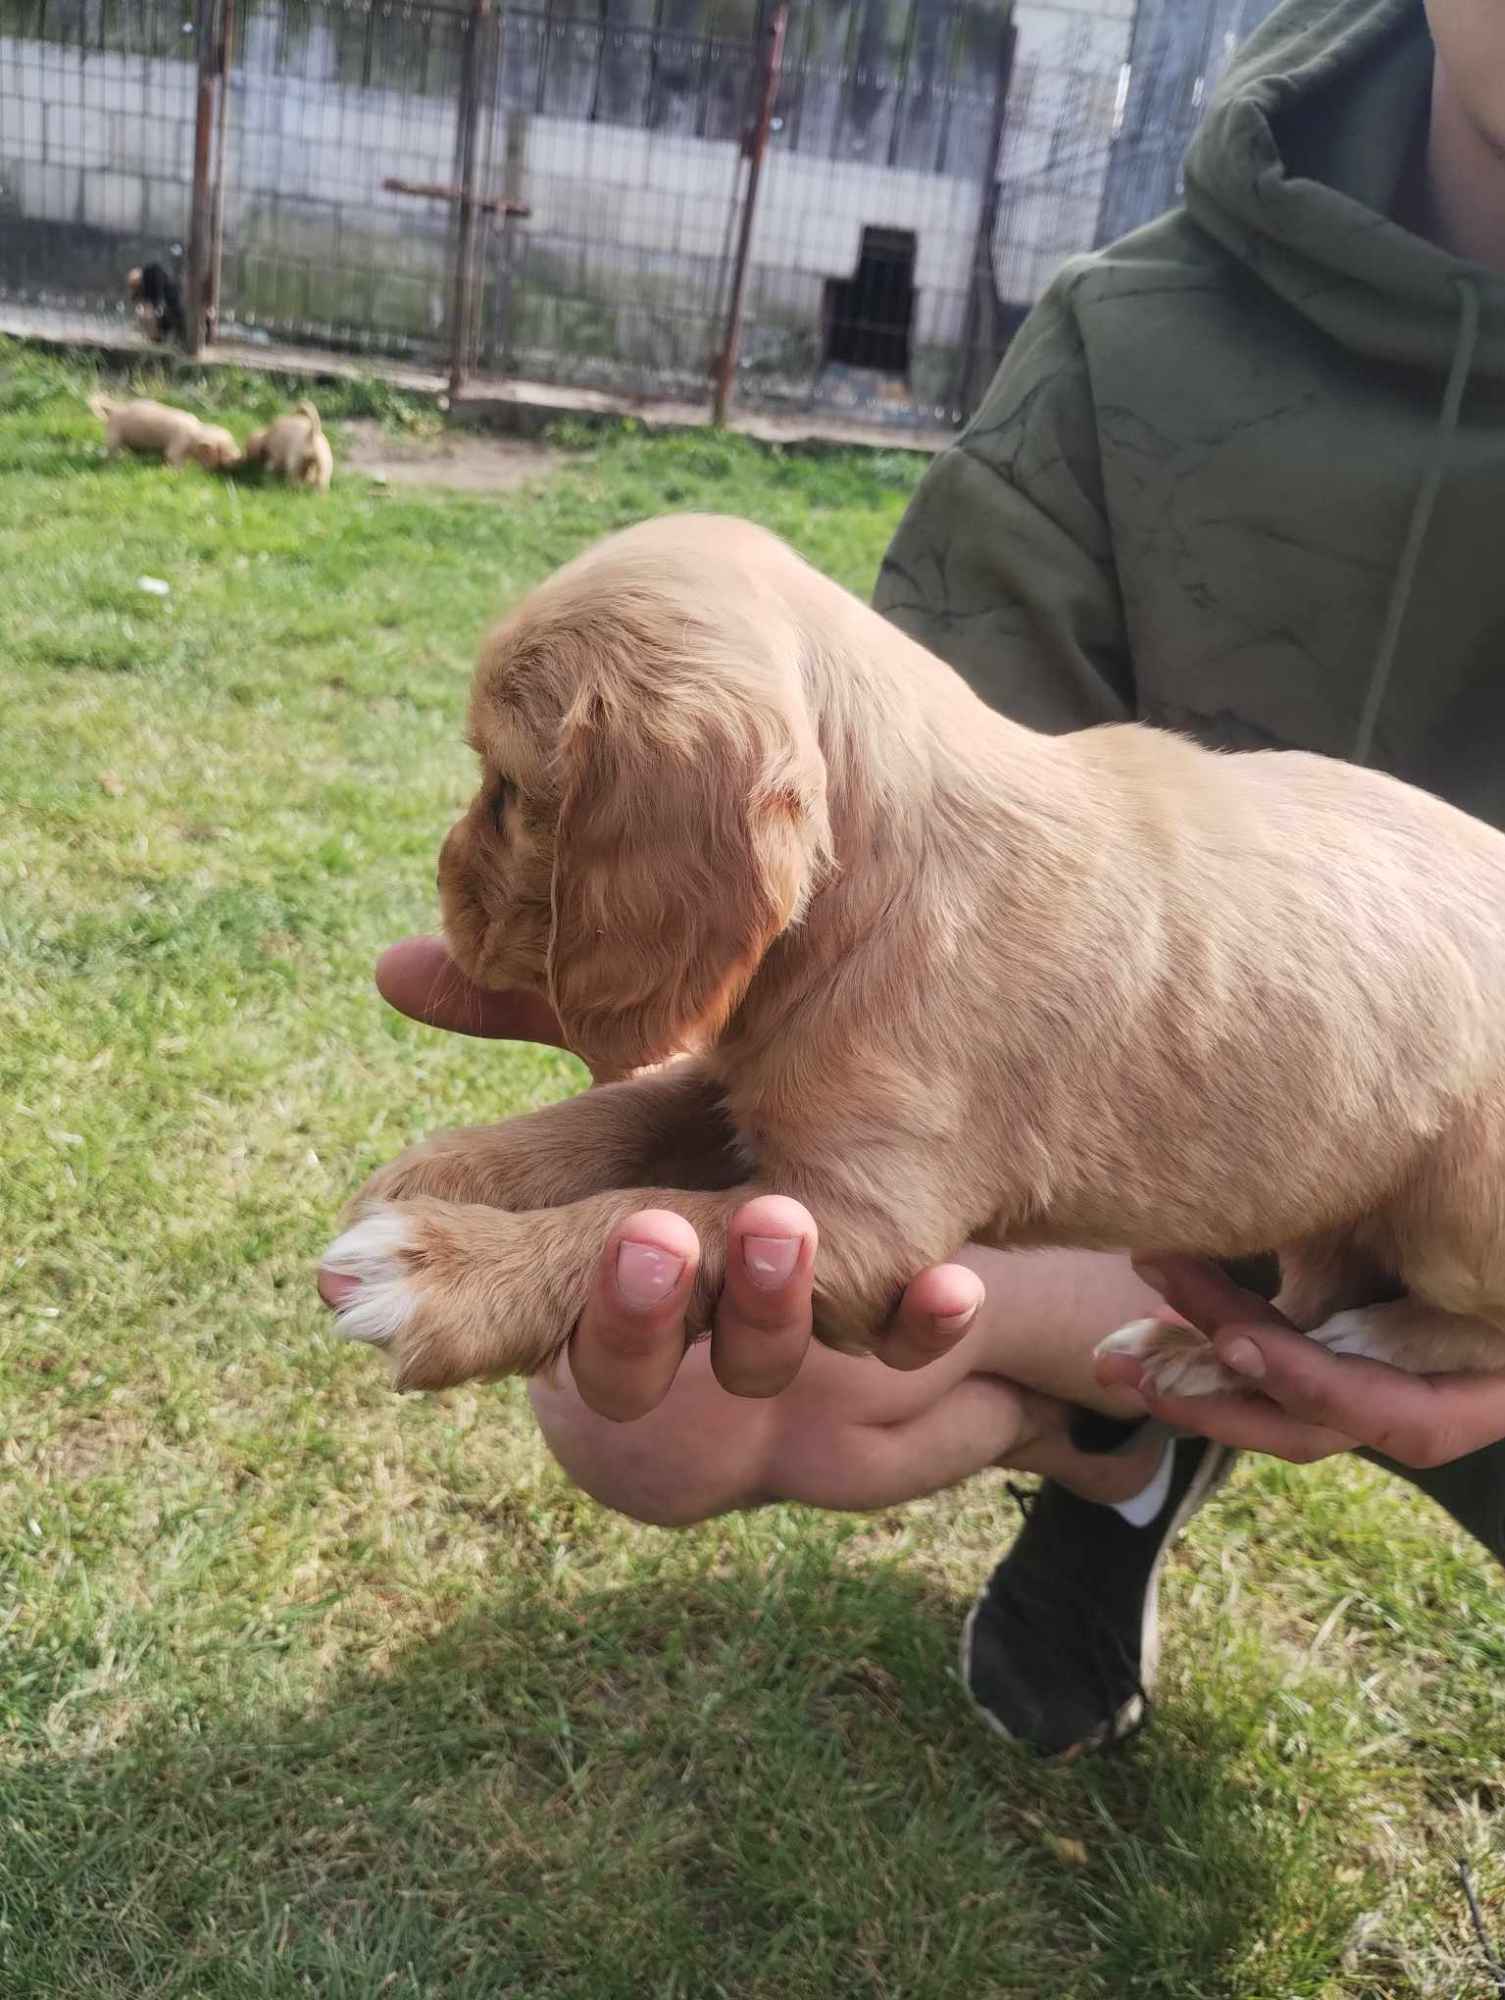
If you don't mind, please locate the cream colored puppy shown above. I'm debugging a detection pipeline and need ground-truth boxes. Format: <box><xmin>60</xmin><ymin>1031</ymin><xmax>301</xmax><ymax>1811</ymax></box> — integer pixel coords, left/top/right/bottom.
<box><xmin>244</xmin><ymin>401</ymin><xmax>333</xmax><ymax>493</ymax></box>
<box><xmin>320</xmin><ymin>514</ymin><xmax>1505</xmax><ymax>1401</ymax></box>
<box><xmin>88</xmin><ymin>395</ymin><xmax>242</xmax><ymax>471</ymax></box>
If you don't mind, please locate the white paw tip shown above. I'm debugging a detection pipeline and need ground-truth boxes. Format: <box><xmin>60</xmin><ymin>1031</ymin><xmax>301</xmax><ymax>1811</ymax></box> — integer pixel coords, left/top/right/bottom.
<box><xmin>319</xmin><ymin>1208</ymin><xmax>417</xmax><ymax>1348</ymax></box>
<box><xmin>1094</xmin><ymin>1317</ymin><xmax>1164</xmax><ymax>1359</ymax></box>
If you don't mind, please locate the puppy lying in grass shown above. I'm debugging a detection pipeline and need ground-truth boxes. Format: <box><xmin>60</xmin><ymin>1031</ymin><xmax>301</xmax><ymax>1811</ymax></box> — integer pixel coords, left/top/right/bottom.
<box><xmin>320</xmin><ymin>514</ymin><xmax>1505</xmax><ymax>1399</ymax></box>
<box><xmin>244</xmin><ymin>401</ymin><xmax>333</xmax><ymax>493</ymax></box>
<box><xmin>88</xmin><ymin>395</ymin><xmax>241</xmax><ymax>472</ymax></box>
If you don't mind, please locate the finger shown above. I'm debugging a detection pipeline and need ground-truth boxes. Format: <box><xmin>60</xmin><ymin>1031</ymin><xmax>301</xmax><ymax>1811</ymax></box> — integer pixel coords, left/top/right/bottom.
<box><xmin>568</xmin><ymin>1209</ymin><xmax>700</xmax><ymax>1423</ymax></box>
<box><xmin>375</xmin><ymin>935</ymin><xmax>569</xmax><ymax>1046</ymax></box>
<box><xmin>1092</xmin><ymin>1348</ymin><xmax>1152</xmax><ymax>1399</ymax></box>
<box><xmin>871</xmin><ymin>1261</ymin><xmax>986</xmax><ymax>1372</ymax></box>
<box><xmin>1093</xmin><ymin>1327</ymin><xmax>1354</xmax><ymax>1461</ymax></box>
<box><xmin>1132</xmin><ymin>1252</ymin><xmax>1294</xmax><ymax>1335</ymax></box>
<box><xmin>1210</xmin><ymin>1324</ymin><xmax>1505</xmax><ymax>1467</ymax></box>
<box><xmin>710</xmin><ymin>1196</ymin><xmax>817</xmax><ymax>1398</ymax></box>
<box><xmin>1134</xmin><ymin>1385</ymin><xmax>1355</xmax><ymax>1463</ymax></box>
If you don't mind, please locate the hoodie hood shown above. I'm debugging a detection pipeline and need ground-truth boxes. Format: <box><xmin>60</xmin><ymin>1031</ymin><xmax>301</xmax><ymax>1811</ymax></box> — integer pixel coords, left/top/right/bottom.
<box><xmin>1184</xmin><ymin>0</ymin><xmax>1505</xmax><ymax>376</ymax></box>
<box><xmin>880</xmin><ymin>0</ymin><xmax>1505</xmax><ymax>824</ymax></box>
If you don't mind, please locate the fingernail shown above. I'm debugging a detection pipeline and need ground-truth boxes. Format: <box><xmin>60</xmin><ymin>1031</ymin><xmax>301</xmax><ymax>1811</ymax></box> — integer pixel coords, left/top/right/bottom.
<box><xmin>743</xmin><ymin>1234</ymin><xmax>800</xmax><ymax>1290</ymax></box>
<box><xmin>616</xmin><ymin>1241</ymin><xmax>685</xmax><ymax>1311</ymax></box>
<box><xmin>934</xmin><ymin>1301</ymin><xmax>980</xmax><ymax>1336</ymax></box>
<box><xmin>1219</xmin><ymin>1334</ymin><xmax>1266</xmax><ymax>1380</ymax></box>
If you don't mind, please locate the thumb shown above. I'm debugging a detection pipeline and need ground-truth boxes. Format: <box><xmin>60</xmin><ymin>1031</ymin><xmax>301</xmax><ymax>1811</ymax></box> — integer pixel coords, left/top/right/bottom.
<box><xmin>1212</xmin><ymin>1320</ymin><xmax>1391</xmax><ymax>1431</ymax></box>
<box><xmin>375</xmin><ymin>936</ymin><xmax>569</xmax><ymax>1046</ymax></box>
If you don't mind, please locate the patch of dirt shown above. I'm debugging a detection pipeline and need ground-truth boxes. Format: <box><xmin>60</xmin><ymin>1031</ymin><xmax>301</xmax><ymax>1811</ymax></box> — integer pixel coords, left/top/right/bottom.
<box><xmin>338</xmin><ymin>419</ymin><xmax>560</xmax><ymax>495</ymax></box>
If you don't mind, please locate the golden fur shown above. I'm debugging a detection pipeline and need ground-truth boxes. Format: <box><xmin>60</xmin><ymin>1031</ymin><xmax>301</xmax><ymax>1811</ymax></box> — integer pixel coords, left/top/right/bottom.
<box><xmin>321</xmin><ymin>514</ymin><xmax>1505</xmax><ymax>1398</ymax></box>
<box><xmin>88</xmin><ymin>394</ymin><xmax>242</xmax><ymax>471</ymax></box>
<box><xmin>244</xmin><ymin>401</ymin><xmax>333</xmax><ymax>493</ymax></box>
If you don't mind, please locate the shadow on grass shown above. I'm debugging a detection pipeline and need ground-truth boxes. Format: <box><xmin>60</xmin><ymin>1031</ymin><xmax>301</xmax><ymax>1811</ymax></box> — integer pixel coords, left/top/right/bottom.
<box><xmin>3</xmin><ymin>1548</ymin><xmax>1354</xmax><ymax>2000</ymax></box>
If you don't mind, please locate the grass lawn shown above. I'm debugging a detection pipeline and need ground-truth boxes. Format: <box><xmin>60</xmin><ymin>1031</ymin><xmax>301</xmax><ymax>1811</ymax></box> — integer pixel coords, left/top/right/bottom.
<box><xmin>3</xmin><ymin>339</ymin><xmax>1504</xmax><ymax>1999</ymax></box>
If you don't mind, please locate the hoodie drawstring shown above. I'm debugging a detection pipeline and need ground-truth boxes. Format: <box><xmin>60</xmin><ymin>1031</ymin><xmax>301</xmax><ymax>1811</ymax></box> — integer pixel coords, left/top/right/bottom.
<box><xmin>1353</xmin><ymin>277</ymin><xmax>1480</xmax><ymax>767</ymax></box>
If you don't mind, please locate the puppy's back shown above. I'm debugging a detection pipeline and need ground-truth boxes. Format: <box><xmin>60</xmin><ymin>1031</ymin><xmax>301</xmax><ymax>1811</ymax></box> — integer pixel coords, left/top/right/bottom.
<box><xmin>88</xmin><ymin>395</ymin><xmax>188</xmax><ymax>450</ymax></box>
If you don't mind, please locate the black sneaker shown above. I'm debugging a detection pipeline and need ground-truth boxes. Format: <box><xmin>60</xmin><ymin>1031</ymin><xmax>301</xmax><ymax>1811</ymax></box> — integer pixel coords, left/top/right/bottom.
<box><xmin>960</xmin><ymin>1434</ymin><xmax>1232</xmax><ymax>1759</ymax></box>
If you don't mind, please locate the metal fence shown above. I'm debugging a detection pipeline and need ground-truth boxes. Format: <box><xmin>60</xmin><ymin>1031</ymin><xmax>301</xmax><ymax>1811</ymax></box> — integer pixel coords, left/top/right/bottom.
<box><xmin>0</xmin><ymin>0</ymin><xmax>1245</xmax><ymax>431</ymax></box>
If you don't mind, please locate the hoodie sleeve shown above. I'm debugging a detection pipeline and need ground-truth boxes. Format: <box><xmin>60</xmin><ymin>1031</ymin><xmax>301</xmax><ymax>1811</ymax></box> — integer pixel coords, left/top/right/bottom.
<box><xmin>874</xmin><ymin>279</ymin><xmax>1134</xmax><ymax>733</ymax></box>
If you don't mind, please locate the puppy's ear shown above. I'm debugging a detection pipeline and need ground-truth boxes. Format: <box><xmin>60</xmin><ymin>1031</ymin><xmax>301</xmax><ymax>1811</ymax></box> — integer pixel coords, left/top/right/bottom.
<box><xmin>547</xmin><ymin>683</ymin><xmax>829</xmax><ymax>1077</ymax></box>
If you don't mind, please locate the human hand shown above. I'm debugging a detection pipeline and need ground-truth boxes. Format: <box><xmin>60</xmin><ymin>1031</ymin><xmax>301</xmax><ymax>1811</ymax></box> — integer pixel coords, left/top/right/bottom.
<box><xmin>363</xmin><ymin>936</ymin><xmax>984</xmax><ymax>1420</ymax></box>
<box><xmin>1095</xmin><ymin>1253</ymin><xmax>1505</xmax><ymax>1468</ymax></box>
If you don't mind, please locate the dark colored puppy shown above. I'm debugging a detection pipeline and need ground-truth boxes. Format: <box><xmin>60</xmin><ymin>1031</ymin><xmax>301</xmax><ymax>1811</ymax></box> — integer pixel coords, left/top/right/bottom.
<box><xmin>127</xmin><ymin>263</ymin><xmax>187</xmax><ymax>344</ymax></box>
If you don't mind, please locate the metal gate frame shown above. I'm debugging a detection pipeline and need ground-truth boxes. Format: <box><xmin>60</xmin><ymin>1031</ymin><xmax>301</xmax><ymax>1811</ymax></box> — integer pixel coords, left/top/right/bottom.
<box><xmin>173</xmin><ymin>0</ymin><xmax>790</xmax><ymax>417</ymax></box>
<box><xmin>170</xmin><ymin>0</ymin><xmax>1018</xmax><ymax>425</ymax></box>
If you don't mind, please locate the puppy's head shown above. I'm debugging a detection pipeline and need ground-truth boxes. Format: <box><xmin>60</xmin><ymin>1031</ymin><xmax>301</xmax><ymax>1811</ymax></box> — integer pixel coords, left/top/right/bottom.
<box><xmin>191</xmin><ymin>425</ymin><xmax>242</xmax><ymax>471</ymax></box>
<box><xmin>439</xmin><ymin>519</ymin><xmax>832</xmax><ymax>1078</ymax></box>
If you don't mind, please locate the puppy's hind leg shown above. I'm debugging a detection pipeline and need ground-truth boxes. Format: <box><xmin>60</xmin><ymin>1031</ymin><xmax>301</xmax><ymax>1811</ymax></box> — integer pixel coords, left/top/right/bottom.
<box><xmin>1307</xmin><ymin>1295</ymin><xmax>1505</xmax><ymax>1376</ymax></box>
<box><xmin>1095</xmin><ymin>1316</ymin><xmax>1233</xmax><ymax>1398</ymax></box>
<box><xmin>1349</xmin><ymin>1087</ymin><xmax>1505</xmax><ymax>1375</ymax></box>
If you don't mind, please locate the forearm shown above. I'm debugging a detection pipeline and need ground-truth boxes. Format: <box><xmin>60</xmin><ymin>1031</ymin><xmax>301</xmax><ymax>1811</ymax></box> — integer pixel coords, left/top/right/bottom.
<box><xmin>947</xmin><ymin>1246</ymin><xmax>1163</xmax><ymax>1413</ymax></box>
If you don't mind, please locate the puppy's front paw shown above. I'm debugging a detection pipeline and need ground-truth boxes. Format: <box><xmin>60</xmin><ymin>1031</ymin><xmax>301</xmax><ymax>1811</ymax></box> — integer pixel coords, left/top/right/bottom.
<box><xmin>316</xmin><ymin>1200</ymin><xmax>412</xmax><ymax>1344</ymax></box>
<box><xmin>319</xmin><ymin>1206</ymin><xmax>421</xmax><ymax>1351</ymax></box>
<box><xmin>318</xmin><ymin>1198</ymin><xmax>524</xmax><ymax>1392</ymax></box>
<box><xmin>1095</xmin><ymin>1316</ymin><xmax>1247</xmax><ymax>1399</ymax></box>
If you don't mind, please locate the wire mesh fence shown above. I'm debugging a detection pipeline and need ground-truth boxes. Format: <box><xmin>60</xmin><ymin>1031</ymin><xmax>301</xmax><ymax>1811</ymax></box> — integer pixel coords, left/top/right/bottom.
<box><xmin>0</xmin><ymin>0</ymin><xmax>1254</xmax><ymax>431</ymax></box>
<box><xmin>218</xmin><ymin>1</ymin><xmax>477</xmax><ymax>361</ymax></box>
<box><xmin>0</xmin><ymin>0</ymin><xmax>199</xmax><ymax>326</ymax></box>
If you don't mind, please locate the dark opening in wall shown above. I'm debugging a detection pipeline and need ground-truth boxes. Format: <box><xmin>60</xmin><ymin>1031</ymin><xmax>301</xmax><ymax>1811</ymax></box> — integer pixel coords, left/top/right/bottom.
<box><xmin>821</xmin><ymin>226</ymin><xmax>917</xmax><ymax>377</ymax></box>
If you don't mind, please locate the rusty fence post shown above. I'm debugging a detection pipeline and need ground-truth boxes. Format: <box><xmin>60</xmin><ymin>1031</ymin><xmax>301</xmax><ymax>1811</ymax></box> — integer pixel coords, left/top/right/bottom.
<box><xmin>448</xmin><ymin>0</ymin><xmax>493</xmax><ymax>399</ymax></box>
<box><xmin>184</xmin><ymin>0</ymin><xmax>219</xmax><ymax>356</ymax></box>
<box><xmin>711</xmin><ymin>2</ymin><xmax>787</xmax><ymax>428</ymax></box>
<box><xmin>185</xmin><ymin>0</ymin><xmax>233</xmax><ymax>355</ymax></box>
<box><xmin>491</xmin><ymin>108</ymin><xmax>529</xmax><ymax>375</ymax></box>
<box><xmin>206</xmin><ymin>0</ymin><xmax>236</xmax><ymax>343</ymax></box>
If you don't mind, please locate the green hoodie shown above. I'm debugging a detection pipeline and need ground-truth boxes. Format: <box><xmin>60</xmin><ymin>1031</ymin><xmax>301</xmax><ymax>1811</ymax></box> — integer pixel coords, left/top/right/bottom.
<box><xmin>876</xmin><ymin>0</ymin><xmax>1505</xmax><ymax>829</ymax></box>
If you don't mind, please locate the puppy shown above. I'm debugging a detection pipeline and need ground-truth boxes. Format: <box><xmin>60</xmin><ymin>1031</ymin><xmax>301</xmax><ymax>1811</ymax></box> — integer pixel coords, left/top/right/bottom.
<box><xmin>88</xmin><ymin>395</ymin><xmax>242</xmax><ymax>471</ymax></box>
<box><xmin>244</xmin><ymin>402</ymin><xmax>333</xmax><ymax>493</ymax></box>
<box><xmin>127</xmin><ymin>263</ymin><xmax>186</xmax><ymax>344</ymax></box>
<box><xmin>320</xmin><ymin>513</ymin><xmax>1505</xmax><ymax>1398</ymax></box>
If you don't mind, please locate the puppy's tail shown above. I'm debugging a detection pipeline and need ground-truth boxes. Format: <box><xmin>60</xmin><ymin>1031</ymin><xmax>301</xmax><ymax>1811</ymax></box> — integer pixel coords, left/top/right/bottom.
<box><xmin>295</xmin><ymin>400</ymin><xmax>322</xmax><ymax>434</ymax></box>
<box><xmin>87</xmin><ymin>392</ymin><xmax>118</xmax><ymax>422</ymax></box>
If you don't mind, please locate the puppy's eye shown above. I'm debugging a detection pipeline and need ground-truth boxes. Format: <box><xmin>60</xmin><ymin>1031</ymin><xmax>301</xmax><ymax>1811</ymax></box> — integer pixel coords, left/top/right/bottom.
<box><xmin>489</xmin><ymin>779</ymin><xmax>514</xmax><ymax>832</ymax></box>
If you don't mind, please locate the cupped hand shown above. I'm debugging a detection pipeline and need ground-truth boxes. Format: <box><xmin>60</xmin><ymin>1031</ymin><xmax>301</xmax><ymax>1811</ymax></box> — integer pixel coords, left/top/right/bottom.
<box><xmin>361</xmin><ymin>936</ymin><xmax>984</xmax><ymax>1419</ymax></box>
